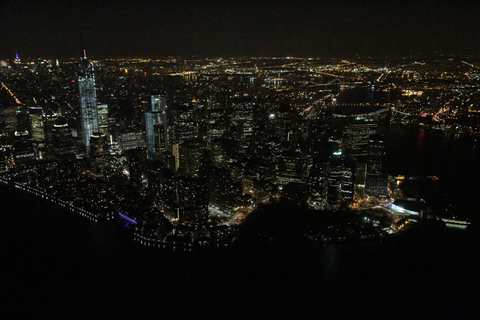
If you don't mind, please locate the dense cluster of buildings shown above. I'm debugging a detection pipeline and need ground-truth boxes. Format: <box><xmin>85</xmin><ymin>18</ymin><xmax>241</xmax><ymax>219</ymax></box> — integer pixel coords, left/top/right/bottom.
<box><xmin>1</xmin><ymin>53</ymin><xmax>477</xmax><ymax>245</ymax></box>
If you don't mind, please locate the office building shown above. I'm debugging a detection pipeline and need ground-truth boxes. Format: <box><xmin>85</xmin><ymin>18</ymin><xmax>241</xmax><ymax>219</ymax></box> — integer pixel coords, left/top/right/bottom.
<box><xmin>13</xmin><ymin>130</ymin><xmax>34</xmax><ymax>165</ymax></box>
<box><xmin>51</xmin><ymin>118</ymin><xmax>75</xmax><ymax>158</ymax></box>
<box><xmin>28</xmin><ymin>106</ymin><xmax>46</xmax><ymax>159</ymax></box>
<box><xmin>343</xmin><ymin>117</ymin><xmax>377</xmax><ymax>185</ymax></box>
<box><xmin>276</xmin><ymin>150</ymin><xmax>308</xmax><ymax>188</ymax></box>
<box><xmin>97</xmin><ymin>104</ymin><xmax>111</xmax><ymax>137</ymax></box>
<box><xmin>366</xmin><ymin>134</ymin><xmax>388</xmax><ymax>197</ymax></box>
<box><xmin>309</xmin><ymin>156</ymin><xmax>329</xmax><ymax>208</ymax></box>
<box><xmin>119</xmin><ymin>130</ymin><xmax>145</xmax><ymax>152</ymax></box>
<box><xmin>145</xmin><ymin>94</ymin><xmax>168</xmax><ymax>161</ymax></box>
<box><xmin>176</xmin><ymin>175</ymin><xmax>209</xmax><ymax>224</ymax></box>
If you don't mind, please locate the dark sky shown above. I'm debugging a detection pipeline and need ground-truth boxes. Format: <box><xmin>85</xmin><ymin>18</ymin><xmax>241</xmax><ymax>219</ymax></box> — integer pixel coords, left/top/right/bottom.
<box><xmin>1</xmin><ymin>0</ymin><xmax>479</xmax><ymax>59</ymax></box>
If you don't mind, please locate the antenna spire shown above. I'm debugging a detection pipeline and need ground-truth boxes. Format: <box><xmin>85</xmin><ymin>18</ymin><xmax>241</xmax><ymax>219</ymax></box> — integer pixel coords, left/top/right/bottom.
<box><xmin>80</xmin><ymin>6</ymin><xmax>87</xmax><ymax>60</ymax></box>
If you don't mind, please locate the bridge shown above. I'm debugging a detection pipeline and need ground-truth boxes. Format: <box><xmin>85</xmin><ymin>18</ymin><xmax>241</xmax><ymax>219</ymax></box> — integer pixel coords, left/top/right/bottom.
<box><xmin>299</xmin><ymin>78</ymin><xmax>343</xmax><ymax>88</ymax></box>
<box><xmin>168</xmin><ymin>71</ymin><xmax>199</xmax><ymax>76</ymax></box>
<box><xmin>302</xmin><ymin>100</ymin><xmax>414</xmax><ymax>119</ymax></box>
<box><xmin>301</xmin><ymin>93</ymin><xmax>337</xmax><ymax>117</ymax></box>
<box><xmin>330</xmin><ymin>104</ymin><xmax>393</xmax><ymax>118</ymax></box>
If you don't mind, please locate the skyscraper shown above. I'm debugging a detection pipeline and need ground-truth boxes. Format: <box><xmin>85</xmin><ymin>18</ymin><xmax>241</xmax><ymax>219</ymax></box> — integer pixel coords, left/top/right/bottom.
<box><xmin>13</xmin><ymin>130</ymin><xmax>34</xmax><ymax>166</ymax></box>
<box><xmin>88</xmin><ymin>131</ymin><xmax>109</xmax><ymax>175</ymax></box>
<box><xmin>366</xmin><ymin>134</ymin><xmax>388</xmax><ymax>197</ymax></box>
<box><xmin>170</xmin><ymin>102</ymin><xmax>197</xmax><ymax>145</ymax></box>
<box><xmin>343</xmin><ymin>117</ymin><xmax>377</xmax><ymax>186</ymax></box>
<box><xmin>176</xmin><ymin>175</ymin><xmax>209</xmax><ymax>224</ymax></box>
<box><xmin>276</xmin><ymin>150</ymin><xmax>308</xmax><ymax>188</ymax></box>
<box><xmin>145</xmin><ymin>94</ymin><xmax>168</xmax><ymax>161</ymax></box>
<box><xmin>343</xmin><ymin>117</ymin><xmax>378</xmax><ymax>161</ymax></box>
<box><xmin>78</xmin><ymin>50</ymin><xmax>99</xmax><ymax>148</ymax></box>
<box><xmin>177</xmin><ymin>138</ymin><xmax>206</xmax><ymax>176</ymax></box>
<box><xmin>309</xmin><ymin>156</ymin><xmax>329</xmax><ymax>209</ymax></box>
<box><xmin>51</xmin><ymin>118</ymin><xmax>75</xmax><ymax>158</ymax></box>
<box><xmin>328</xmin><ymin>149</ymin><xmax>344</xmax><ymax>206</ymax></box>
<box><xmin>28</xmin><ymin>106</ymin><xmax>45</xmax><ymax>159</ymax></box>
<box><xmin>97</xmin><ymin>104</ymin><xmax>110</xmax><ymax>136</ymax></box>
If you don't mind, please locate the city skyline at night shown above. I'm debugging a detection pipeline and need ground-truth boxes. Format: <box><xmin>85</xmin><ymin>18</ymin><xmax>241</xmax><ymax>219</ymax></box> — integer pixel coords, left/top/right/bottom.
<box><xmin>2</xmin><ymin>2</ymin><xmax>480</xmax><ymax>318</ymax></box>
<box><xmin>1</xmin><ymin>52</ymin><xmax>478</xmax><ymax>243</ymax></box>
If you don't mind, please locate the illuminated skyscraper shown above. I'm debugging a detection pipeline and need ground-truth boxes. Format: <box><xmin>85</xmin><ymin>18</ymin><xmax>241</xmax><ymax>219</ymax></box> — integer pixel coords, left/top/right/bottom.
<box><xmin>88</xmin><ymin>131</ymin><xmax>109</xmax><ymax>174</ymax></box>
<box><xmin>28</xmin><ymin>106</ymin><xmax>45</xmax><ymax>159</ymax></box>
<box><xmin>0</xmin><ymin>106</ymin><xmax>17</xmax><ymax>147</ymax></box>
<box><xmin>51</xmin><ymin>118</ymin><xmax>75</xmax><ymax>158</ymax></box>
<box><xmin>169</xmin><ymin>102</ymin><xmax>197</xmax><ymax>146</ymax></box>
<box><xmin>13</xmin><ymin>130</ymin><xmax>34</xmax><ymax>166</ymax></box>
<box><xmin>119</xmin><ymin>130</ymin><xmax>145</xmax><ymax>152</ymax></box>
<box><xmin>78</xmin><ymin>50</ymin><xmax>99</xmax><ymax>148</ymax></box>
<box><xmin>343</xmin><ymin>117</ymin><xmax>377</xmax><ymax>186</ymax></box>
<box><xmin>145</xmin><ymin>94</ymin><xmax>168</xmax><ymax>161</ymax></box>
<box><xmin>309</xmin><ymin>156</ymin><xmax>329</xmax><ymax>209</ymax></box>
<box><xmin>366</xmin><ymin>134</ymin><xmax>388</xmax><ymax>197</ymax></box>
<box><xmin>207</xmin><ymin>108</ymin><xmax>226</xmax><ymax>147</ymax></box>
<box><xmin>230</xmin><ymin>102</ymin><xmax>254</xmax><ymax>155</ymax></box>
<box><xmin>172</xmin><ymin>143</ymin><xmax>180</xmax><ymax>171</ymax></box>
<box><xmin>176</xmin><ymin>175</ymin><xmax>209</xmax><ymax>224</ymax></box>
<box><xmin>343</xmin><ymin>117</ymin><xmax>377</xmax><ymax>161</ymax></box>
<box><xmin>328</xmin><ymin>149</ymin><xmax>344</xmax><ymax>206</ymax></box>
<box><xmin>97</xmin><ymin>104</ymin><xmax>110</xmax><ymax>136</ymax></box>
<box><xmin>177</xmin><ymin>138</ymin><xmax>206</xmax><ymax>176</ymax></box>
<box><xmin>276</xmin><ymin>150</ymin><xmax>308</xmax><ymax>188</ymax></box>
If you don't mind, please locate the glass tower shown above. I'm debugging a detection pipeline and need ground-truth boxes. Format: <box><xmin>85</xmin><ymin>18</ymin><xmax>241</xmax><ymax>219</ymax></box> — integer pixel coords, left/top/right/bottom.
<box><xmin>78</xmin><ymin>51</ymin><xmax>99</xmax><ymax>148</ymax></box>
<box><xmin>145</xmin><ymin>94</ymin><xmax>168</xmax><ymax>160</ymax></box>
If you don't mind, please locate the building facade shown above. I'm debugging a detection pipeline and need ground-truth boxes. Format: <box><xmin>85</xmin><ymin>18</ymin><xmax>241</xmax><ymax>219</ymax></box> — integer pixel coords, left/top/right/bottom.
<box><xmin>78</xmin><ymin>52</ymin><xmax>99</xmax><ymax>148</ymax></box>
<box><xmin>145</xmin><ymin>94</ymin><xmax>168</xmax><ymax>161</ymax></box>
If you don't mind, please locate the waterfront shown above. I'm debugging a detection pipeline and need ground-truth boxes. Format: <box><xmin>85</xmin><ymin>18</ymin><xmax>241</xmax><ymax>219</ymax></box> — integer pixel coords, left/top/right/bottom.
<box><xmin>2</xmin><ymin>126</ymin><xmax>480</xmax><ymax>318</ymax></box>
<box><xmin>2</xmin><ymin>182</ymin><xmax>480</xmax><ymax>318</ymax></box>
<box><xmin>385</xmin><ymin>126</ymin><xmax>480</xmax><ymax>222</ymax></box>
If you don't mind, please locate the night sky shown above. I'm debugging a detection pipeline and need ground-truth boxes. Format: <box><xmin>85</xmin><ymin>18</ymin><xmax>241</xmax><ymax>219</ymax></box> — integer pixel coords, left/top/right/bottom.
<box><xmin>1</xmin><ymin>0</ymin><xmax>479</xmax><ymax>59</ymax></box>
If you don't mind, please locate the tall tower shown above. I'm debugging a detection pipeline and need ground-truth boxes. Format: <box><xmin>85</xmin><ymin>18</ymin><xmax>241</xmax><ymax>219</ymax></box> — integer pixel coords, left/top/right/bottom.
<box><xmin>51</xmin><ymin>117</ymin><xmax>75</xmax><ymax>158</ymax></box>
<box><xmin>145</xmin><ymin>94</ymin><xmax>168</xmax><ymax>161</ymax></box>
<box><xmin>343</xmin><ymin>117</ymin><xmax>377</xmax><ymax>186</ymax></box>
<box><xmin>366</xmin><ymin>134</ymin><xmax>388</xmax><ymax>197</ymax></box>
<box><xmin>78</xmin><ymin>50</ymin><xmax>99</xmax><ymax>148</ymax></box>
<box><xmin>14</xmin><ymin>51</ymin><xmax>21</xmax><ymax>64</ymax></box>
<box><xmin>28</xmin><ymin>106</ymin><xmax>46</xmax><ymax>159</ymax></box>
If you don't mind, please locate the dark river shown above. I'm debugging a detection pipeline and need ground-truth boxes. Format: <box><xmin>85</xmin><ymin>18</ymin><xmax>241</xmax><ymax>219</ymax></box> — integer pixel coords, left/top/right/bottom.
<box><xmin>385</xmin><ymin>126</ymin><xmax>480</xmax><ymax>221</ymax></box>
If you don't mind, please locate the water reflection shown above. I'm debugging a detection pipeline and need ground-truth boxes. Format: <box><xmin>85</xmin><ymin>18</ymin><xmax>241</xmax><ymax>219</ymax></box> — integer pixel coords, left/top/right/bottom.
<box><xmin>336</xmin><ymin>87</ymin><xmax>396</xmax><ymax>104</ymax></box>
<box><xmin>386</xmin><ymin>126</ymin><xmax>480</xmax><ymax>219</ymax></box>
<box><xmin>321</xmin><ymin>244</ymin><xmax>342</xmax><ymax>281</ymax></box>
